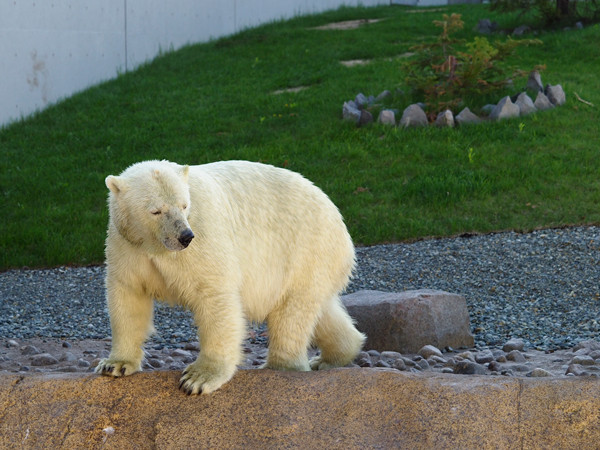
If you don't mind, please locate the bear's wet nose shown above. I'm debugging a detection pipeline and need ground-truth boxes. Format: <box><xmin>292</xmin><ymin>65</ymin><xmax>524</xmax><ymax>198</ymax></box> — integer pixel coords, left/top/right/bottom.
<box><xmin>178</xmin><ymin>229</ymin><xmax>195</xmax><ymax>248</ymax></box>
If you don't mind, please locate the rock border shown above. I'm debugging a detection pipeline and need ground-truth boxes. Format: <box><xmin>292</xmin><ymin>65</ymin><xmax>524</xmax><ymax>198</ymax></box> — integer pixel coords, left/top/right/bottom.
<box><xmin>343</xmin><ymin>71</ymin><xmax>566</xmax><ymax>128</ymax></box>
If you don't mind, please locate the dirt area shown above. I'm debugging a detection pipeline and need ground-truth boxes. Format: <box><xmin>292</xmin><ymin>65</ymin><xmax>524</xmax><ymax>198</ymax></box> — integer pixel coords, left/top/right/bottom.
<box><xmin>312</xmin><ymin>19</ymin><xmax>384</xmax><ymax>31</ymax></box>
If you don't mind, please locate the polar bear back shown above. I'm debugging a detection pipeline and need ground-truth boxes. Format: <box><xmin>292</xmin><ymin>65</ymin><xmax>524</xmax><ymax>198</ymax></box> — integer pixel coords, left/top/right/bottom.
<box><xmin>186</xmin><ymin>160</ymin><xmax>354</xmax><ymax>321</ymax></box>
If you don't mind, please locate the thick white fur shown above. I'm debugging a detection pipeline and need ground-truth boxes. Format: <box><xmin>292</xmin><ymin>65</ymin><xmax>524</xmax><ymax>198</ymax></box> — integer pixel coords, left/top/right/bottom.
<box><xmin>96</xmin><ymin>160</ymin><xmax>365</xmax><ymax>394</ymax></box>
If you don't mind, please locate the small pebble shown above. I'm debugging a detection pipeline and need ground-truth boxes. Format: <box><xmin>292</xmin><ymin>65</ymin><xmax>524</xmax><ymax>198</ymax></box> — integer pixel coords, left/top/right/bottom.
<box><xmin>503</xmin><ymin>338</ymin><xmax>525</xmax><ymax>352</ymax></box>
<box><xmin>456</xmin><ymin>351</ymin><xmax>475</xmax><ymax>362</ymax></box>
<box><xmin>31</xmin><ymin>353</ymin><xmax>59</xmax><ymax>366</ymax></box>
<box><xmin>418</xmin><ymin>345</ymin><xmax>443</xmax><ymax>359</ymax></box>
<box><xmin>488</xmin><ymin>361</ymin><xmax>502</xmax><ymax>372</ymax></box>
<box><xmin>60</xmin><ymin>352</ymin><xmax>77</xmax><ymax>362</ymax></box>
<box><xmin>380</xmin><ymin>351</ymin><xmax>402</xmax><ymax>361</ymax></box>
<box><xmin>184</xmin><ymin>342</ymin><xmax>200</xmax><ymax>351</ymax></box>
<box><xmin>415</xmin><ymin>359</ymin><xmax>430</xmax><ymax>371</ymax></box>
<box><xmin>429</xmin><ymin>355</ymin><xmax>447</xmax><ymax>364</ymax></box>
<box><xmin>392</xmin><ymin>359</ymin><xmax>406</xmax><ymax>371</ymax></box>
<box><xmin>454</xmin><ymin>361</ymin><xmax>486</xmax><ymax>375</ymax></box>
<box><xmin>357</xmin><ymin>357</ymin><xmax>372</xmax><ymax>368</ymax></box>
<box><xmin>529</xmin><ymin>368</ymin><xmax>552</xmax><ymax>377</ymax></box>
<box><xmin>506</xmin><ymin>350</ymin><xmax>526</xmax><ymax>363</ymax></box>
<box><xmin>171</xmin><ymin>349</ymin><xmax>193</xmax><ymax>359</ymax></box>
<box><xmin>565</xmin><ymin>364</ymin><xmax>587</xmax><ymax>376</ymax></box>
<box><xmin>571</xmin><ymin>355</ymin><xmax>596</xmax><ymax>366</ymax></box>
<box><xmin>475</xmin><ymin>350</ymin><xmax>494</xmax><ymax>364</ymax></box>
<box><xmin>375</xmin><ymin>360</ymin><xmax>391</xmax><ymax>368</ymax></box>
<box><xmin>21</xmin><ymin>345</ymin><xmax>41</xmax><ymax>356</ymax></box>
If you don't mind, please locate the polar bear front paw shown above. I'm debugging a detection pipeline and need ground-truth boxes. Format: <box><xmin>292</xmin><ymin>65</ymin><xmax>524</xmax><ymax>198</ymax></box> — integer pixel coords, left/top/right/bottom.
<box><xmin>95</xmin><ymin>358</ymin><xmax>141</xmax><ymax>377</ymax></box>
<box><xmin>179</xmin><ymin>359</ymin><xmax>236</xmax><ymax>395</ymax></box>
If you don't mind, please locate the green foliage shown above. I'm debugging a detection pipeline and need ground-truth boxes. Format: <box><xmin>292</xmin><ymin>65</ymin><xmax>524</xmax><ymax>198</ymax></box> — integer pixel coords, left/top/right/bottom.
<box><xmin>404</xmin><ymin>13</ymin><xmax>542</xmax><ymax>118</ymax></box>
<box><xmin>490</xmin><ymin>0</ymin><xmax>600</xmax><ymax>25</ymax></box>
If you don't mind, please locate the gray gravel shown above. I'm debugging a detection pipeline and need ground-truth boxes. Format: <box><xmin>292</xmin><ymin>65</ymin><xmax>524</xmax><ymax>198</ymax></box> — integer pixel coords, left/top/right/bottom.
<box><xmin>1</xmin><ymin>226</ymin><xmax>599</xmax><ymax>351</ymax></box>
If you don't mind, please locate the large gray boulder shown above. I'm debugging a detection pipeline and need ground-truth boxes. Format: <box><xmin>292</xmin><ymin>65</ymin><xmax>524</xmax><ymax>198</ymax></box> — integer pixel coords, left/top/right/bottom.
<box><xmin>342</xmin><ymin>101</ymin><xmax>361</xmax><ymax>123</ymax></box>
<box><xmin>545</xmin><ymin>84</ymin><xmax>566</xmax><ymax>106</ymax></box>
<box><xmin>435</xmin><ymin>109</ymin><xmax>455</xmax><ymax>128</ymax></box>
<box><xmin>358</xmin><ymin>109</ymin><xmax>373</xmax><ymax>127</ymax></box>
<box><xmin>455</xmin><ymin>107</ymin><xmax>481</xmax><ymax>125</ymax></box>
<box><xmin>476</xmin><ymin>19</ymin><xmax>497</xmax><ymax>34</ymax></box>
<box><xmin>342</xmin><ymin>289</ymin><xmax>474</xmax><ymax>353</ymax></box>
<box><xmin>515</xmin><ymin>92</ymin><xmax>537</xmax><ymax>116</ymax></box>
<box><xmin>489</xmin><ymin>96</ymin><xmax>520</xmax><ymax>121</ymax></box>
<box><xmin>400</xmin><ymin>104</ymin><xmax>428</xmax><ymax>128</ymax></box>
<box><xmin>354</xmin><ymin>93</ymin><xmax>369</xmax><ymax>109</ymax></box>
<box><xmin>526</xmin><ymin>70</ymin><xmax>543</xmax><ymax>93</ymax></box>
<box><xmin>378</xmin><ymin>109</ymin><xmax>396</xmax><ymax>125</ymax></box>
<box><xmin>534</xmin><ymin>91</ymin><xmax>555</xmax><ymax>111</ymax></box>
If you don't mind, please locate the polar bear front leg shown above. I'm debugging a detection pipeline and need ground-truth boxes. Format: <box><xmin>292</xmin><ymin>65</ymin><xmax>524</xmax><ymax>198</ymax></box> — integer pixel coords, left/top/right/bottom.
<box><xmin>179</xmin><ymin>293</ymin><xmax>245</xmax><ymax>395</ymax></box>
<box><xmin>95</xmin><ymin>281</ymin><xmax>154</xmax><ymax>378</ymax></box>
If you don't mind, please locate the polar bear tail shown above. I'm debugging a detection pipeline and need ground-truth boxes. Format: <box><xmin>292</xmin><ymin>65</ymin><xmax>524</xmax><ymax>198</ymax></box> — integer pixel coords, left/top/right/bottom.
<box><xmin>310</xmin><ymin>295</ymin><xmax>366</xmax><ymax>370</ymax></box>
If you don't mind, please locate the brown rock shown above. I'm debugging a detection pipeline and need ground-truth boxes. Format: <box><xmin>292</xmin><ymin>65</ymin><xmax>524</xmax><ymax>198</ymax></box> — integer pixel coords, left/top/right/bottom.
<box><xmin>2</xmin><ymin>370</ymin><xmax>600</xmax><ymax>448</ymax></box>
<box><xmin>343</xmin><ymin>290</ymin><xmax>474</xmax><ymax>353</ymax></box>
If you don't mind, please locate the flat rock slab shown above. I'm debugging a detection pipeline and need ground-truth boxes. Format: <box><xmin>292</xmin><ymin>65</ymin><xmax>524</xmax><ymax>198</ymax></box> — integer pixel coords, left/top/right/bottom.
<box><xmin>1</xmin><ymin>370</ymin><xmax>600</xmax><ymax>448</ymax></box>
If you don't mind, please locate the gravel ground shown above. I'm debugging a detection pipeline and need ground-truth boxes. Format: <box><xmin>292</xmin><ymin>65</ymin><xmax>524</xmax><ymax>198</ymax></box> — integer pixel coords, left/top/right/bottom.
<box><xmin>1</xmin><ymin>226</ymin><xmax>599</xmax><ymax>351</ymax></box>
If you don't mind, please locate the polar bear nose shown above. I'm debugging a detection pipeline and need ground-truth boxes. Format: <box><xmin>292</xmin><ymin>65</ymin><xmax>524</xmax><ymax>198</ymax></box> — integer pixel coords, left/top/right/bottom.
<box><xmin>178</xmin><ymin>229</ymin><xmax>195</xmax><ymax>248</ymax></box>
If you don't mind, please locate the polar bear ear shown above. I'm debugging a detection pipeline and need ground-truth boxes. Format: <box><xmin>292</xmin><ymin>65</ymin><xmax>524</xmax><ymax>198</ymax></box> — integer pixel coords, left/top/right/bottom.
<box><xmin>180</xmin><ymin>165</ymin><xmax>190</xmax><ymax>181</ymax></box>
<box><xmin>105</xmin><ymin>175</ymin><xmax>127</xmax><ymax>195</ymax></box>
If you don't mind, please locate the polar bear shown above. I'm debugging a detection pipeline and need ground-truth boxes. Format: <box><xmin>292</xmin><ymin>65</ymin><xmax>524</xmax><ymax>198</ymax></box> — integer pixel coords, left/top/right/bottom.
<box><xmin>96</xmin><ymin>160</ymin><xmax>365</xmax><ymax>394</ymax></box>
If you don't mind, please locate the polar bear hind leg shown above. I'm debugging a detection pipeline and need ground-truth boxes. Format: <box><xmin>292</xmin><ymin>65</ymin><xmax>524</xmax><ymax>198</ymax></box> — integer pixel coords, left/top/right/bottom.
<box><xmin>309</xmin><ymin>295</ymin><xmax>366</xmax><ymax>370</ymax></box>
<box><xmin>263</xmin><ymin>289</ymin><xmax>328</xmax><ymax>372</ymax></box>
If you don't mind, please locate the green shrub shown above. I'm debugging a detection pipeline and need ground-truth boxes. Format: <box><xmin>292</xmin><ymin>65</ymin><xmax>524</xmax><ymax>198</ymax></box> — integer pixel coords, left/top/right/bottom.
<box><xmin>490</xmin><ymin>0</ymin><xmax>600</xmax><ymax>25</ymax></box>
<box><xmin>403</xmin><ymin>13</ymin><xmax>543</xmax><ymax>119</ymax></box>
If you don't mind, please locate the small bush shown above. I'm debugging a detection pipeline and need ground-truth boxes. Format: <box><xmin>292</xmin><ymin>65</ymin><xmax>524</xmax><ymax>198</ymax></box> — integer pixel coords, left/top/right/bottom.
<box><xmin>490</xmin><ymin>0</ymin><xmax>600</xmax><ymax>26</ymax></box>
<box><xmin>403</xmin><ymin>13</ymin><xmax>542</xmax><ymax>119</ymax></box>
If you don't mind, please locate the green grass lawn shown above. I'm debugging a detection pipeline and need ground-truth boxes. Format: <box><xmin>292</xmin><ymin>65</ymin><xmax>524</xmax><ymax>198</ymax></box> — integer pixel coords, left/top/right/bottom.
<box><xmin>1</xmin><ymin>4</ymin><xmax>599</xmax><ymax>270</ymax></box>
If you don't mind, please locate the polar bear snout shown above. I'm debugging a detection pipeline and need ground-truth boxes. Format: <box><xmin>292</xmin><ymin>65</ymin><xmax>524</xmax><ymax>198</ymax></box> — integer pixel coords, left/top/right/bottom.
<box><xmin>178</xmin><ymin>228</ymin><xmax>195</xmax><ymax>248</ymax></box>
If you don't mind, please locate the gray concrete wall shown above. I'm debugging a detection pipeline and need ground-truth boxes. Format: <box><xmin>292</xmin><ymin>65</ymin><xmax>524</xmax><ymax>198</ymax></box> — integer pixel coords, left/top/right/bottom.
<box><xmin>0</xmin><ymin>0</ymin><xmax>387</xmax><ymax>127</ymax></box>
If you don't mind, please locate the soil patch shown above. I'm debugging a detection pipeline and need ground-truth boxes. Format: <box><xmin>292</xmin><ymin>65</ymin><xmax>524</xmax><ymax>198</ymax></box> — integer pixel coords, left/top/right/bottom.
<box><xmin>312</xmin><ymin>18</ymin><xmax>383</xmax><ymax>31</ymax></box>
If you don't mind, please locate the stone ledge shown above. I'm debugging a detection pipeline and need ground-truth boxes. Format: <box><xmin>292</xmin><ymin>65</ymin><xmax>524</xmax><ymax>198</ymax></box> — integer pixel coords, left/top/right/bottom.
<box><xmin>2</xmin><ymin>369</ymin><xmax>599</xmax><ymax>448</ymax></box>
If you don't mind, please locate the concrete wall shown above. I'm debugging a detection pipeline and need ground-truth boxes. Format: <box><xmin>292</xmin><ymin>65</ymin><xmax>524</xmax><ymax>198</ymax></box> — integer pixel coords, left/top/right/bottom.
<box><xmin>0</xmin><ymin>0</ymin><xmax>387</xmax><ymax>127</ymax></box>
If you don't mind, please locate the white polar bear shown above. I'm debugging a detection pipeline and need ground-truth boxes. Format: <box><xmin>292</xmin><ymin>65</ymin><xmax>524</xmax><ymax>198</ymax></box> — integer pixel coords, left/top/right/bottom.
<box><xmin>96</xmin><ymin>160</ymin><xmax>365</xmax><ymax>394</ymax></box>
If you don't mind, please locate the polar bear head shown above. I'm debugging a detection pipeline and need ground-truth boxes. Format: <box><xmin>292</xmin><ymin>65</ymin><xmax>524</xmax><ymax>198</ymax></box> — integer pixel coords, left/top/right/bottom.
<box><xmin>105</xmin><ymin>160</ymin><xmax>194</xmax><ymax>253</ymax></box>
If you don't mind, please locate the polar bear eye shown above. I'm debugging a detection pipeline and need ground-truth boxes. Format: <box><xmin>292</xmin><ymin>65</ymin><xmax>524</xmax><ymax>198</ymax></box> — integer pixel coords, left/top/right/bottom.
<box><xmin>151</xmin><ymin>210</ymin><xmax>162</xmax><ymax>216</ymax></box>
<box><xmin>182</xmin><ymin>204</ymin><xmax>188</xmax><ymax>210</ymax></box>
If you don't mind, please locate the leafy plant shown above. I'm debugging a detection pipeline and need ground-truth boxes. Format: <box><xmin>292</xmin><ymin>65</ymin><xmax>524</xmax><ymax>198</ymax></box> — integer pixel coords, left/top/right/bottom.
<box><xmin>490</xmin><ymin>0</ymin><xmax>600</xmax><ymax>26</ymax></box>
<box><xmin>403</xmin><ymin>13</ymin><xmax>542</xmax><ymax>119</ymax></box>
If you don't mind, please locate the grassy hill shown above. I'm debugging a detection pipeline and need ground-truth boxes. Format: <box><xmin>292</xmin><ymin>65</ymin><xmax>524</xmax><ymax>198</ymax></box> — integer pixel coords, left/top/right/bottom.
<box><xmin>1</xmin><ymin>4</ymin><xmax>599</xmax><ymax>269</ymax></box>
